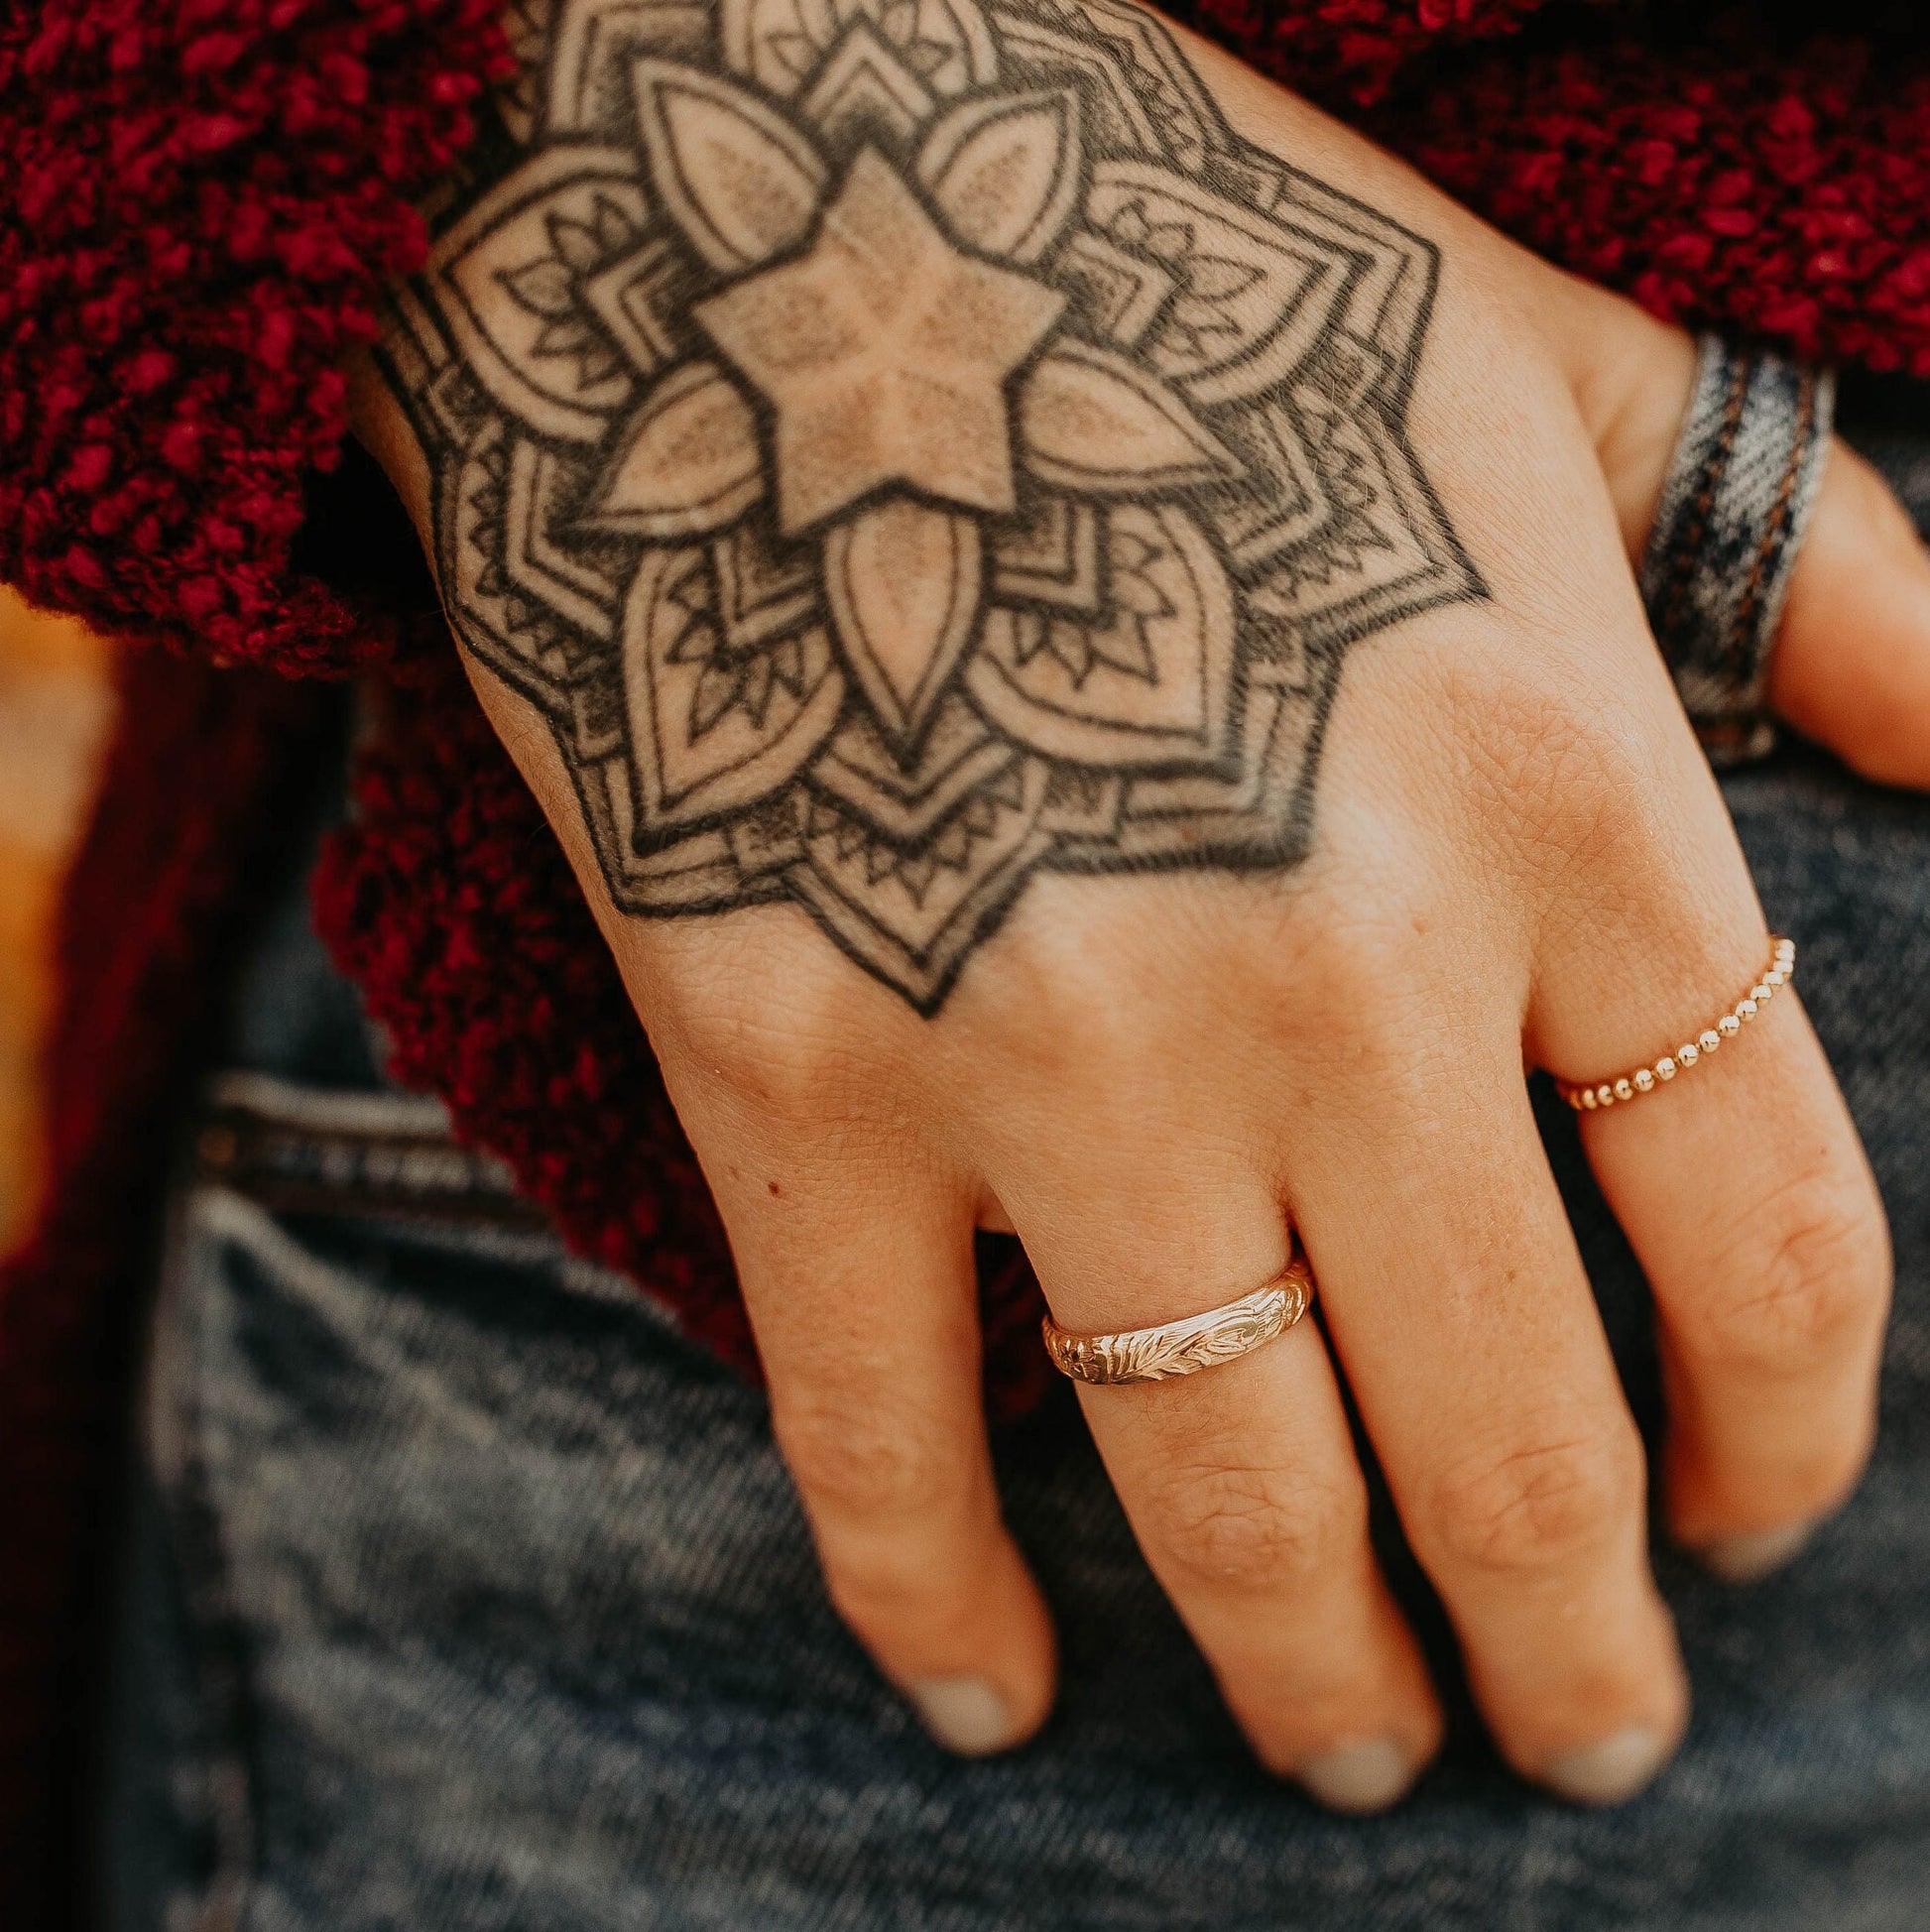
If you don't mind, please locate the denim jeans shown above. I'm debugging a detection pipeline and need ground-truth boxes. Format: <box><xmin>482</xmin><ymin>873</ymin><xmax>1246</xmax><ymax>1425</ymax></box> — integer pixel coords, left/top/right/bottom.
<box><xmin>99</xmin><ymin>397</ymin><xmax>1930</xmax><ymax>1931</ymax></box>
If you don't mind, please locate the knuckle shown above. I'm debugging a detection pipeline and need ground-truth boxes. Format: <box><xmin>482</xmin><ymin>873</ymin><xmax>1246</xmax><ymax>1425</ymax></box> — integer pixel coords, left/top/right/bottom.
<box><xmin>967</xmin><ymin>916</ymin><xmax>1160</xmax><ymax>1073</ymax></box>
<box><xmin>1281</xmin><ymin>909</ymin><xmax>1431</xmax><ymax>1070</ymax></box>
<box><xmin>1518</xmin><ymin>733</ymin><xmax>1662</xmax><ymax>897</ymax></box>
<box><xmin>1446</xmin><ymin>642</ymin><xmax>1668</xmax><ymax>888</ymax></box>
<box><xmin>773</xmin><ymin>1394</ymin><xmax>961</xmax><ymax>1527</ymax></box>
<box><xmin>1427</xmin><ymin>1424</ymin><xmax>1641</xmax><ymax>1578</ymax></box>
<box><xmin>1304</xmin><ymin>914</ymin><xmax>1412</xmax><ymax>1023</ymax></box>
<box><xmin>1685</xmin><ymin>1172</ymin><xmax>1891</xmax><ymax>1377</ymax></box>
<box><xmin>820</xmin><ymin>1548</ymin><xmax>951</xmax><ymax>1640</ymax></box>
<box><xmin>1141</xmin><ymin>1458</ymin><xmax>1358</xmax><ymax>1594</ymax></box>
<box><xmin>1447</xmin><ymin>642</ymin><xmax>1606</xmax><ymax>794</ymax></box>
<box><xmin>775</xmin><ymin>1393</ymin><xmax>992</xmax><ymax>1641</ymax></box>
<box><xmin>672</xmin><ymin>978</ymin><xmax>871</xmax><ymax>1126</ymax></box>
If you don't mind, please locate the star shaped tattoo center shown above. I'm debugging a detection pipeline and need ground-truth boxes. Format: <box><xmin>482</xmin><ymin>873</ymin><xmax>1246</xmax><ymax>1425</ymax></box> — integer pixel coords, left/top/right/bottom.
<box><xmin>401</xmin><ymin>0</ymin><xmax>1484</xmax><ymax>1010</ymax></box>
<box><xmin>693</xmin><ymin>149</ymin><xmax>1065</xmax><ymax>534</ymax></box>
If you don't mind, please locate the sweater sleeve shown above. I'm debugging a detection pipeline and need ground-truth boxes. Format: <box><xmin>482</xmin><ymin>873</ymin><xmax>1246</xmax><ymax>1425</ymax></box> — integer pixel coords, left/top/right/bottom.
<box><xmin>1187</xmin><ymin>0</ymin><xmax>1930</xmax><ymax>380</ymax></box>
<box><xmin>6</xmin><ymin>2</ymin><xmax>1923</xmax><ymax>689</ymax></box>
<box><xmin>0</xmin><ymin>0</ymin><xmax>511</xmax><ymax>675</ymax></box>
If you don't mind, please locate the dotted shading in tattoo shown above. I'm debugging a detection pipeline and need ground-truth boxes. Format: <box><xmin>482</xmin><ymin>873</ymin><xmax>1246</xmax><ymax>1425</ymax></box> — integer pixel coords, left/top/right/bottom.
<box><xmin>382</xmin><ymin>0</ymin><xmax>1483</xmax><ymax>1011</ymax></box>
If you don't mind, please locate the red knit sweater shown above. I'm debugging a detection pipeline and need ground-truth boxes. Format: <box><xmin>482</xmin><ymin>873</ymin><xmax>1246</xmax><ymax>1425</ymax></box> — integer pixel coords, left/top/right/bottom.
<box><xmin>3</xmin><ymin>1</ymin><xmax>1929</xmax><ymax>1921</ymax></box>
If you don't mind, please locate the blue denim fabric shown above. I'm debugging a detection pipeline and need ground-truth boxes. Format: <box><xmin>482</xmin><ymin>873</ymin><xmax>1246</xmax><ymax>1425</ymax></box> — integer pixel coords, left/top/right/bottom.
<box><xmin>98</xmin><ymin>417</ymin><xmax>1930</xmax><ymax>1930</ymax></box>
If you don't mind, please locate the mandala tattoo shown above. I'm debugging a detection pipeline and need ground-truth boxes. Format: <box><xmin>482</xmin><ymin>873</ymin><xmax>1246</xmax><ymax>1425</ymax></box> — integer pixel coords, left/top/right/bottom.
<box><xmin>382</xmin><ymin>0</ymin><xmax>1483</xmax><ymax>1011</ymax></box>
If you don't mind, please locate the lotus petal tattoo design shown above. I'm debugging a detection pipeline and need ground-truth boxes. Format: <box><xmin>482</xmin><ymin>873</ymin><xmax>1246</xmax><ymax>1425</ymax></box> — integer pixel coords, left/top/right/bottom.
<box><xmin>384</xmin><ymin>0</ymin><xmax>1483</xmax><ymax>1010</ymax></box>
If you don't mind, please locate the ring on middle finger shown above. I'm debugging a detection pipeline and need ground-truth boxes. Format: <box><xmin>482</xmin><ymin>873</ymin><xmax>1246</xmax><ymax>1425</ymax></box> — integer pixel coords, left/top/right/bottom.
<box><xmin>1041</xmin><ymin>1252</ymin><xmax>1316</xmax><ymax>1387</ymax></box>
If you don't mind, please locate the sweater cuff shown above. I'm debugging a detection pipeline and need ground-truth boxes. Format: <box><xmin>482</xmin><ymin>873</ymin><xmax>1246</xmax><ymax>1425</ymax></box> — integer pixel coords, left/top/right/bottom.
<box><xmin>0</xmin><ymin>0</ymin><xmax>511</xmax><ymax>676</ymax></box>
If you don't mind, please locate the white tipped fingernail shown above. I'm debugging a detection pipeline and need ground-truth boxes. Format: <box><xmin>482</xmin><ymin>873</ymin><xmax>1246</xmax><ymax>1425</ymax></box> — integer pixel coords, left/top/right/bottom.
<box><xmin>905</xmin><ymin>1676</ymin><xmax>1016</xmax><ymax>1755</ymax></box>
<box><xmin>1543</xmin><ymin>1725</ymin><xmax>1669</xmax><ymax>1805</ymax></box>
<box><xmin>1696</xmin><ymin>1519</ymin><xmax>1814</xmax><ymax>1583</ymax></box>
<box><xmin>1296</xmin><ymin>1737</ymin><xmax>1416</xmax><ymax>1814</ymax></box>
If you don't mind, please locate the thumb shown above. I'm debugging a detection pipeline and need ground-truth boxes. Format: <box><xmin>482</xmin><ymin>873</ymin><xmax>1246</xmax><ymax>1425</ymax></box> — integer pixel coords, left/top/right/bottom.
<box><xmin>1540</xmin><ymin>272</ymin><xmax>1930</xmax><ymax>792</ymax></box>
<box><xmin>1768</xmin><ymin>437</ymin><xmax>1930</xmax><ymax>791</ymax></box>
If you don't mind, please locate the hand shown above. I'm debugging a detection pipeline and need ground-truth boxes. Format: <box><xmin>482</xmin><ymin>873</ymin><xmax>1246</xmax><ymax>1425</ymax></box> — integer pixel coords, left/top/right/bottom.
<box><xmin>350</xmin><ymin>0</ymin><xmax>1905</xmax><ymax>1810</ymax></box>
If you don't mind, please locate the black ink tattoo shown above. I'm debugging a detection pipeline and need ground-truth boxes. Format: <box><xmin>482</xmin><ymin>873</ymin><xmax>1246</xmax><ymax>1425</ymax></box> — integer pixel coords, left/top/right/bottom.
<box><xmin>381</xmin><ymin>0</ymin><xmax>1483</xmax><ymax>1011</ymax></box>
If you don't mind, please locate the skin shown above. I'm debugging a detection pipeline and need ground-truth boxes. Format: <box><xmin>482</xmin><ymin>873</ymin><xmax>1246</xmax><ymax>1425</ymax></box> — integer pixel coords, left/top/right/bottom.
<box><xmin>351</xmin><ymin>1</ymin><xmax>1930</xmax><ymax>1812</ymax></box>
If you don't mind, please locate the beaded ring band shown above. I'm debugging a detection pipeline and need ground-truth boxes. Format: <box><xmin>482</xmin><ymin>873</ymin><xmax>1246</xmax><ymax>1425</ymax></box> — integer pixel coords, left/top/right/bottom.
<box><xmin>1042</xmin><ymin>1259</ymin><xmax>1316</xmax><ymax>1386</ymax></box>
<box><xmin>1557</xmin><ymin>937</ymin><xmax>1795</xmax><ymax>1113</ymax></box>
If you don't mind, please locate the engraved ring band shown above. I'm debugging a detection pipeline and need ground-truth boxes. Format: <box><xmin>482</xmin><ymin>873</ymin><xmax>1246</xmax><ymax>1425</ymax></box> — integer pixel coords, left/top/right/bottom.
<box><xmin>1042</xmin><ymin>1255</ymin><xmax>1317</xmax><ymax>1387</ymax></box>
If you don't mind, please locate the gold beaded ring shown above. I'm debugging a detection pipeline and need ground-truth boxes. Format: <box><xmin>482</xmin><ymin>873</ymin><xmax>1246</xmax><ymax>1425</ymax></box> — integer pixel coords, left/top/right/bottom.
<box><xmin>1557</xmin><ymin>936</ymin><xmax>1795</xmax><ymax>1113</ymax></box>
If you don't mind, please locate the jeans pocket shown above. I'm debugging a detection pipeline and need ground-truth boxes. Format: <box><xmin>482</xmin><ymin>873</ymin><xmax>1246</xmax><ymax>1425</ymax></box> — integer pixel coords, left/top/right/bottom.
<box><xmin>189</xmin><ymin>1071</ymin><xmax>546</xmax><ymax>1234</ymax></box>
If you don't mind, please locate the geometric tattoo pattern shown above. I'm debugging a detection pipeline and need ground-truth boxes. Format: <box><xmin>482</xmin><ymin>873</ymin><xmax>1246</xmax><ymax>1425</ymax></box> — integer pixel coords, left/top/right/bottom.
<box><xmin>381</xmin><ymin>0</ymin><xmax>1482</xmax><ymax>1010</ymax></box>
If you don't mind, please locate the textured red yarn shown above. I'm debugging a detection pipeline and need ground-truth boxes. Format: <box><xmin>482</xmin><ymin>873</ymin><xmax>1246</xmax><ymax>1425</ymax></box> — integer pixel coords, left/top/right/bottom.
<box><xmin>1172</xmin><ymin>3</ymin><xmax>1930</xmax><ymax>374</ymax></box>
<box><xmin>0</xmin><ymin>656</ymin><xmax>327</xmax><ymax>1929</ymax></box>
<box><xmin>1314</xmin><ymin>16</ymin><xmax>1930</xmax><ymax>376</ymax></box>
<box><xmin>1407</xmin><ymin>36</ymin><xmax>1930</xmax><ymax>375</ymax></box>
<box><xmin>0</xmin><ymin>0</ymin><xmax>513</xmax><ymax>675</ymax></box>
<box><xmin>313</xmin><ymin>670</ymin><xmax>750</xmax><ymax>1365</ymax></box>
<box><xmin>1178</xmin><ymin>0</ymin><xmax>1556</xmax><ymax>107</ymax></box>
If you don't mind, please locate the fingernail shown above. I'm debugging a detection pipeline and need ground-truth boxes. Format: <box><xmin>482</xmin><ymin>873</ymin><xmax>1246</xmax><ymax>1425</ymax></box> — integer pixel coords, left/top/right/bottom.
<box><xmin>905</xmin><ymin>1677</ymin><xmax>1016</xmax><ymax>1755</ymax></box>
<box><xmin>1295</xmin><ymin>1737</ymin><xmax>1416</xmax><ymax>1814</ymax></box>
<box><xmin>1542</xmin><ymin>1725</ymin><xmax>1669</xmax><ymax>1806</ymax></box>
<box><xmin>1695</xmin><ymin>1519</ymin><xmax>1814</xmax><ymax>1583</ymax></box>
